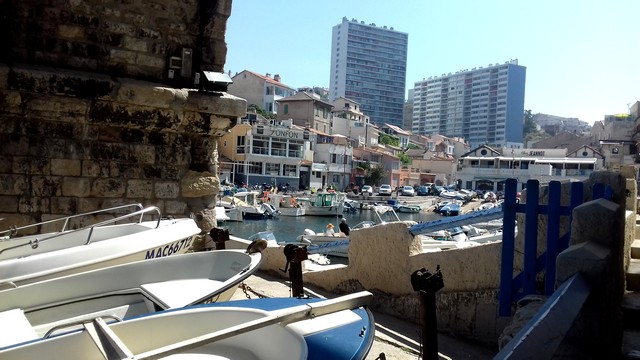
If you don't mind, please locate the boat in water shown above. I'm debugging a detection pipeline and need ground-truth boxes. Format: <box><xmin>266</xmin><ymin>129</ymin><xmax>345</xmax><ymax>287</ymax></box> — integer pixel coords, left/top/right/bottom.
<box><xmin>0</xmin><ymin>204</ymin><xmax>201</xmax><ymax>286</ymax></box>
<box><xmin>264</xmin><ymin>194</ymin><xmax>305</xmax><ymax>217</ymax></box>
<box><xmin>296</xmin><ymin>192</ymin><xmax>344</xmax><ymax>216</ymax></box>
<box><xmin>219</xmin><ymin>191</ymin><xmax>279</xmax><ymax>220</ymax></box>
<box><xmin>0</xmin><ymin>249</ymin><xmax>264</xmax><ymax>348</ymax></box>
<box><xmin>0</xmin><ymin>291</ymin><xmax>375</xmax><ymax>360</ymax></box>
<box><xmin>297</xmin><ymin>205</ymin><xmax>403</xmax><ymax>258</ymax></box>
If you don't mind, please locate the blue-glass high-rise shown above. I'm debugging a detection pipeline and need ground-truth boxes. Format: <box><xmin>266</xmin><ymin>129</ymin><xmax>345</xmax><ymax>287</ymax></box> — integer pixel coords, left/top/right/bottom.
<box><xmin>329</xmin><ymin>17</ymin><xmax>408</xmax><ymax>128</ymax></box>
<box><xmin>412</xmin><ymin>60</ymin><xmax>526</xmax><ymax>148</ymax></box>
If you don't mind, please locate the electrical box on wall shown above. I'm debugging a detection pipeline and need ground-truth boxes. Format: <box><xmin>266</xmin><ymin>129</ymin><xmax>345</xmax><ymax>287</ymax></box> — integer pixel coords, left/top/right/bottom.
<box><xmin>181</xmin><ymin>48</ymin><xmax>193</xmax><ymax>78</ymax></box>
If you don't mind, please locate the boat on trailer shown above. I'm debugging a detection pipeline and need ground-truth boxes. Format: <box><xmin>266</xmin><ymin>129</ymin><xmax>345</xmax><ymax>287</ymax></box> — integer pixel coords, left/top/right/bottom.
<box><xmin>0</xmin><ymin>249</ymin><xmax>263</xmax><ymax>349</ymax></box>
<box><xmin>0</xmin><ymin>204</ymin><xmax>201</xmax><ymax>286</ymax></box>
<box><xmin>0</xmin><ymin>291</ymin><xmax>375</xmax><ymax>360</ymax></box>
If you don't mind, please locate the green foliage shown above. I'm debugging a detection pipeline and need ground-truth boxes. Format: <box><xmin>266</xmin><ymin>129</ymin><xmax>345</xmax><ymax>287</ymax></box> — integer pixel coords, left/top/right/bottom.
<box><xmin>364</xmin><ymin>165</ymin><xmax>386</xmax><ymax>186</ymax></box>
<box><xmin>406</xmin><ymin>143</ymin><xmax>421</xmax><ymax>150</ymax></box>
<box><xmin>379</xmin><ymin>133</ymin><xmax>400</xmax><ymax>147</ymax></box>
<box><xmin>248</xmin><ymin>104</ymin><xmax>276</xmax><ymax>119</ymax></box>
<box><xmin>398</xmin><ymin>152</ymin><xmax>411</xmax><ymax>165</ymax></box>
<box><xmin>522</xmin><ymin>109</ymin><xmax>550</xmax><ymax>142</ymax></box>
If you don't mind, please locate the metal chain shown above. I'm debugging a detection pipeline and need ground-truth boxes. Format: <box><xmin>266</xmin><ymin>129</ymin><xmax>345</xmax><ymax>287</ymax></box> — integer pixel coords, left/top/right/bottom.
<box><xmin>239</xmin><ymin>282</ymin><xmax>268</xmax><ymax>299</ymax></box>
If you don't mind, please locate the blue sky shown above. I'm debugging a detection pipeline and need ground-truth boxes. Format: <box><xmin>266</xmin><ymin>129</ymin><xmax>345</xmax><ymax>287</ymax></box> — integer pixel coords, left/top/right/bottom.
<box><xmin>225</xmin><ymin>1</ymin><xmax>639</xmax><ymax>125</ymax></box>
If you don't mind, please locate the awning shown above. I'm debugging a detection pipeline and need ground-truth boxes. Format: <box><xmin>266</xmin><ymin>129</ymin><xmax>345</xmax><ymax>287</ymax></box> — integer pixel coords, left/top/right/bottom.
<box><xmin>311</xmin><ymin>163</ymin><xmax>328</xmax><ymax>172</ymax></box>
<box><xmin>534</xmin><ymin>158</ymin><xmax>597</xmax><ymax>164</ymax></box>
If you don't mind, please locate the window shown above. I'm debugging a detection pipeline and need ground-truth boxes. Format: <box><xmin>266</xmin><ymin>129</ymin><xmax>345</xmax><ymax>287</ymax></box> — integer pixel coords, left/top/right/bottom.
<box><xmin>236</xmin><ymin>136</ymin><xmax>246</xmax><ymax>154</ymax></box>
<box><xmin>283</xmin><ymin>164</ymin><xmax>297</xmax><ymax>177</ymax></box>
<box><xmin>266</xmin><ymin>163</ymin><xmax>280</xmax><ymax>176</ymax></box>
<box><xmin>283</xmin><ymin>104</ymin><xmax>289</xmax><ymax>114</ymax></box>
<box><xmin>248</xmin><ymin>162</ymin><xmax>263</xmax><ymax>174</ymax></box>
<box><xmin>288</xmin><ymin>140</ymin><xmax>304</xmax><ymax>158</ymax></box>
<box><xmin>271</xmin><ymin>139</ymin><xmax>287</xmax><ymax>156</ymax></box>
<box><xmin>252</xmin><ymin>136</ymin><xmax>269</xmax><ymax>155</ymax></box>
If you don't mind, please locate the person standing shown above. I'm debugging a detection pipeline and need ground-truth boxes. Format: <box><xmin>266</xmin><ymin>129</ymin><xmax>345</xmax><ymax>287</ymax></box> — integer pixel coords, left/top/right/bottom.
<box><xmin>339</xmin><ymin>218</ymin><xmax>350</xmax><ymax>236</ymax></box>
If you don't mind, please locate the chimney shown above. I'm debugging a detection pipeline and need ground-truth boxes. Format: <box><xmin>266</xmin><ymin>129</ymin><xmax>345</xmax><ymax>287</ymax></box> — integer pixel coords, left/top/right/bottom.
<box><xmin>274</xmin><ymin>74</ymin><xmax>281</xmax><ymax>82</ymax></box>
<box><xmin>266</xmin><ymin>73</ymin><xmax>271</xmax><ymax>78</ymax></box>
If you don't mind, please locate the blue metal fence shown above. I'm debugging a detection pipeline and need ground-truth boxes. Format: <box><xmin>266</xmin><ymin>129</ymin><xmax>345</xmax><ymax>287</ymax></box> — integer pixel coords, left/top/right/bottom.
<box><xmin>498</xmin><ymin>178</ymin><xmax>611</xmax><ymax>316</ymax></box>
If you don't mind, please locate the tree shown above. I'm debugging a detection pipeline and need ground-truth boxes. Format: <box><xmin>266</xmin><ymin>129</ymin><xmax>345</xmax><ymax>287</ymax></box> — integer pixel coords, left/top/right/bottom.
<box><xmin>248</xmin><ymin>104</ymin><xmax>276</xmax><ymax>120</ymax></box>
<box><xmin>398</xmin><ymin>152</ymin><xmax>411</xmax><ymax>165</ymax></box>
<box><xmin>364</xmin><ymin>165</ymin><xmax>385</xmax><ymax>186</ymax></box>
<box><xmin>379</xmin><ymin>133</ymin><xmax>400</xmax><ymax>147</ymax></box>
<box><xmin>523</xmin><ymin>109</ymin><xmax>550</xmax><ymax>143</ymax></box>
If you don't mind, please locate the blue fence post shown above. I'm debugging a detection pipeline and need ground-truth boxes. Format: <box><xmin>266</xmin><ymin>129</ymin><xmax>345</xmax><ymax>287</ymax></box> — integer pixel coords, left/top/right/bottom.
<box><xmin>523</xmin><ymin>180</ymin><xmax>540</xmax><ymax>296</ymax></box>
<box><xmin>499</xmin><ymin>178</ymin><xmax>518</xmax><ymax>316</ymax></box>
<box><xmin>544</xmin><ymin>181</ymin><xmax>561</xmax><ymax>295</ymax></box>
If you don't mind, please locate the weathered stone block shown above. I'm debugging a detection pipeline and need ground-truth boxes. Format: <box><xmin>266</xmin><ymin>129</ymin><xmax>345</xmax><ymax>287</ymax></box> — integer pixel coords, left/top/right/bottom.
<box><xmin>82</xmin><ymin>160</ymin><xmax>108</xmax><ymax>177</ymax></box>
<box><xmin>12</xmin><ymin>157</ymin><xmax>50</xmax><ymax>175</ymax></box>
<box><xmin>164</xmin><ymin>200</ymin><xmax>188</xmax><ymax>216</ymax></box>
<box><xmin>0</xmin><ymin>175</ymin><xmax>28</xmax><ymax>196</ymax></box>
<box><xmin>18</xmin><ymin>196</ymin><xmax>50</xmax><ymax>213</ymax></box>
<box><xmin>135</xmin><ymin>53</ymin><xmax>164</xmax><ymax>68</ymax></box>
<box><xmin>91</xmin><ymin>178</ymin><xmax>126</xmax><ymax>197</ymax></box>
<box><xmin>155</xmin><ymin>181</ymin><xmax>179</xmax><ymax>199</ymax></box>
<box><xmin>181</xmin><ymin>170</ymin><xmax>219</xmax><ymax>198</ymax></box>
<box><xmin>32</xmin><ymin>176</ymin><xmax>63</xmax><ymax>197</ymax></box>
<box><xmin>127</xmin><ymin>179</ymin><xmax>153</xmax><ymax>198</ymax></box>
<box><xmin>58</xmin><ymin>24</ymin><xmax>85</xmax><ymax>39</ymax></box>
<box><xmin>0</xmin><ymin>196</ymin><xmax>19</xmax><ymax>212</ymax></box>
<box><xmin>50</xmin><ymin>197</ymin><xmax>78</xmax><ymax>215</ymax></box>
<box><xmin>131</xmin><ymin>145</ymin><xmax>156</xmax><ymax>164</ymax></box>
<box><xmin>122</xmin><ymin>36</ymin><xmax>148</xmax><ymax>52</ymax></box>
<box><xmin>556</xmin><ymin>241</ymin><xmax>611</xmax><ymax>287</ymax></box>
<box><xmin>571</xmin><ymin>198</ymin><xmax>619</xmax><ymax>247</ymax></box>
<box><xmin>51</xmin><ymin>159</ymin><xmax>81</xmax><ymax>176</ymax></box>
<box><xmin>62</xmin><ymin>177</ymin><xmax>91</xmax><ymax>197</ymax></box>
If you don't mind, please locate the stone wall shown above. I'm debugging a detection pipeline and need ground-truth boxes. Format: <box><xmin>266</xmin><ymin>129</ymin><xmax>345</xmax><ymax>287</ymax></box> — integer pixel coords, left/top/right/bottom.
<box><xmin>0</xmin><ymin>0</ymin><xmax>245</xmax><ymax>234</ymax></box>
<box><xmin>0</xmin><ymin>0</ymin><xmax>230</xmax><ymax>87</ymax></box>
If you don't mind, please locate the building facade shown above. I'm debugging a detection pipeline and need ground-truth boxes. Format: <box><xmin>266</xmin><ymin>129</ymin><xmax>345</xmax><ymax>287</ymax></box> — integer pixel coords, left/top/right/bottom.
<box><xmin>412</xmin><ymin>60</ymin><xmax>526</xmax><ymax>148</ymax></box>
<box><xmin>276</xmin><ymin>92</ymin><xmax>333</xmax><ymax>134</ymax></box>
<box><xmin>313</xmin><ymin>133</ymin><xmax>353</xmax><ymax>191</ymax></box>
<box><xmin>331</xmin><ymin>97</ymin><xmax>379</xmax><ymax>148</ymax></box>
<box><xmin>217</xmin><ymin>117</ymin><xmax>315</xmax><ymax>190</ymax></box>
<box><xmin>228</xmin><ymin>70</ymin><xmax>296</xmax><ymax>114</ymax></box>
<box><xmin>329</xmin><ymin>17</ymin><xmax>408</xmax><ymax>128</ymax></box>
<box><xmin>457</xmin><ymin>145</ymin><xmax>603</xmax><ymax>192</ymax></box>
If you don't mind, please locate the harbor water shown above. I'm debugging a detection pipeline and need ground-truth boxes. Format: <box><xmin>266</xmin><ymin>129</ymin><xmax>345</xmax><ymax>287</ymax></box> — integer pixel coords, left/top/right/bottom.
<box><xmin>220</xmin><ymin>207</ymin><xmax>444</xmax><ymax>244</ymax></box>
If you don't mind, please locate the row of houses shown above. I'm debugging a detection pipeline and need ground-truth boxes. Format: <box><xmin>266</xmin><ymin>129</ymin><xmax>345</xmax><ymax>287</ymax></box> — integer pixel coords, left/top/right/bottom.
<box><xmin>218</xmin><ymin>93</ymin><xmax>605</xmax><ymax>191</ymax></box>
<box><xmin>219</xmin><ymin>69</ymin><xmax>629</xmax><ymax>193</ymax></box>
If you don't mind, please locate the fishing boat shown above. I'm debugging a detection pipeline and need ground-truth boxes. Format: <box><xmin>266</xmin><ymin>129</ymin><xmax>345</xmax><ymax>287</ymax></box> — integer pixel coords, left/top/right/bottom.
<box><xmin>395</xmin><ymin>203</ymin><xmax>421</xmax><ymax>213</ymax></box>
<box><xmin>0</xmin><ymin>291</ymin><xmax>375</xmax><ymax>360</ymax></box>
<box><xmin>0</xmin><ymin>249</ymin><xmax>263</xmax><ymax>348</ymax></box>
<box><xmin>297</xmin><ymin>205</ymin><xmax>403</xmax><ymax>258</ymax></box>
<box><xmin>296</xmin><ymin>192</ymin><xmax>344</xmax><ymax>216</ymax></box>
<box><xmin>0</xmin><ymin>204</ymin><xmax>201</xmax><ymax>286</ymax></box>
<box><xmin>220</xmin><ymin>191</ymin><xmax>279</xmax><ymax>219</ymax></box>
<box><xmin>264</xmin><ymin>194</ymin><xmax>305</xmax><ymax>217</ymax></box>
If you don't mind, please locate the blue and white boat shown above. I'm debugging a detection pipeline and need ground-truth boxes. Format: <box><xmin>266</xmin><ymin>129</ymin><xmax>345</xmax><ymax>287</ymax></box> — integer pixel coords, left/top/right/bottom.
<box><xmin>0</xmin><ymin>291</ymin><xmax>375</xmax><ymax>360</ymax></box>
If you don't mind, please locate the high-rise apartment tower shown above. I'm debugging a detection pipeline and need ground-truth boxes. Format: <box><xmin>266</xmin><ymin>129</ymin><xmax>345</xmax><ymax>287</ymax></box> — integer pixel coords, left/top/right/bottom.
<box><xmin>329</xmin><ymin>17</ymin><xmax>408</xmax><ymax>128</ymax></box>
<box><xmin>412</xmin><ymin>60</ymin><xmax>526</xmax><ymax>148</ymax></box>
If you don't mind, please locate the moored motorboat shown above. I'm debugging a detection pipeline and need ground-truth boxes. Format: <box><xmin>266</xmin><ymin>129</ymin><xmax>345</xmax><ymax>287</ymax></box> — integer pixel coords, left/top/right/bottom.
<box><xmin>0</xmin><ymin>204</ymin><xmax>201</xmax><ymax>286</ymax></box>
<box><xmin>395</xmin><ymin>203</ymin><xmax>421</xmax><ymax>213</ymax></box>
<box><xmin>220</xmin><ymin>191</ymin><xmax>280</xmax><ymax>219</ymax></box>
<box><xmin>0</xmin><ymin>249</ymin><xmax>263</xmax><ymax>348</ymax></box>
<box><xmin>296</xmin><ymin>192</ymin><xmax>344</xmax><ymax>216</ymax></box>
<box><xmin>0</xmin><ymin>291</ymin><xmax>375</xmax><ymax>360</ymax></box>
<box><xmin>265</xmin><ymin>194</ymin><xmax>305</xmax><ymax>217</ymax></box>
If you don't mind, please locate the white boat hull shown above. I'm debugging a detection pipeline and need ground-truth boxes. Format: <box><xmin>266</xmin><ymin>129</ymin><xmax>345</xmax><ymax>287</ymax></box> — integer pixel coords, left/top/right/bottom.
<box><xmin>301</xmin><ymin>234</ymin><xmax>349</xmax><ymax>258</ymax></box>
<box><xmin>0</xmin><ymin>250</ymin><xmax>263</xmax><ymax>348</ymax></box>
<box><xmin>279</xmin><ymin>207</ymin><xmax>306</xmax><ymax>217</ymax></box>
<box><xmin>0</xmin><ymin>218</ymin><xmax>201</xmax><ymax>286</ymax></box>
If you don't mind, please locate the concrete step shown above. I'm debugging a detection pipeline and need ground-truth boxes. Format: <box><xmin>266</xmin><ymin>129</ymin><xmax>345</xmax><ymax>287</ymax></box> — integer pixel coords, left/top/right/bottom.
<box><xmin>633</xmin><ymin>240</ymin><xmax>640</xmax><ymax>260</ymax></box>
<box><xmin>627</xmin><ymin>260</ymin><xmax>640</xmax><ymax>292</ymax></box>
<box><xmin>623</xmin><ymin>330</ymin><xmax>640</xmax><ymax>359</ymax></box>
<box><xmin>623</xmin><ymin>293</ymin><xmax>640</xmax><ymax>329</ymax></box>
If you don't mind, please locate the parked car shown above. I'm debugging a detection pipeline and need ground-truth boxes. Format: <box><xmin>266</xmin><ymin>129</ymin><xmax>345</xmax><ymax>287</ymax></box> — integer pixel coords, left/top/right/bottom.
<box><xmin>378</xmin><ymin>184</ymin><xmax>393</xmax><ymax>196</ymax></box>
<box><xmin>401</xmin><ymin>185</ymin><xmax>415</xmax><ymax>197</ymax></box>
<box><xmin>417</xmin><ymin>186</ymin><xmax>430</xmax><ymax>196</ymax></box>
<box><xmin>432</xmin><ymin>186</ymin><xmax>445</xmax><ymax>196</ymax></box>
<box><xmin>361</xmin><ymin>185</ymin><xmax>373</xmax><ymax>194</ymax></box>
